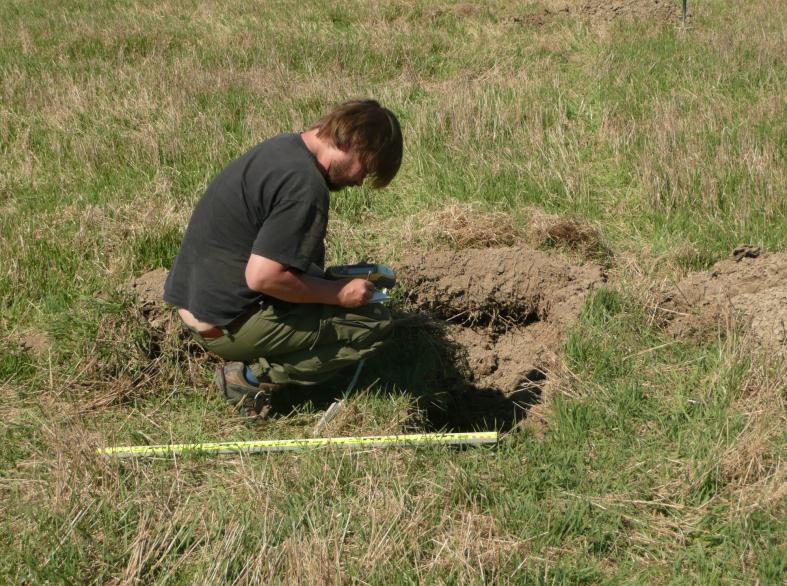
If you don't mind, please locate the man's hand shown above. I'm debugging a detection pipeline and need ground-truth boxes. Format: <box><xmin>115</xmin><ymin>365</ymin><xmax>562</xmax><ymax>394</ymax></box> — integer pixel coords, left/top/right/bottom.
<box><xmin>246</xmin><ymin>254</ymin><xmax>375</xmax><ymax>306</ymax></box>
<box><xmin>337</xmin><ymin>279</ymin><xmax>375</xmax><ymax>308</ymax></box>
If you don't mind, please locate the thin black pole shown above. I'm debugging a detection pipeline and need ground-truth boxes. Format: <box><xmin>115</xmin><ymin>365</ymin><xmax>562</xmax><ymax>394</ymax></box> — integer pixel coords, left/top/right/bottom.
<box><xmin>682</xmin><ymin>0</ymin><xmax>688</xmax><ymax>26</ymax></box>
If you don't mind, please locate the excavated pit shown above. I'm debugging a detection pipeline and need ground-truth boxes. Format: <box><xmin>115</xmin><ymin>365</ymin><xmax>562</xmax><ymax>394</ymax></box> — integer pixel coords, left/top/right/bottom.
<box><xmin>392</xmin><ymin>246</ymin><xmax>606</xmax><ymax>430</ymax></box>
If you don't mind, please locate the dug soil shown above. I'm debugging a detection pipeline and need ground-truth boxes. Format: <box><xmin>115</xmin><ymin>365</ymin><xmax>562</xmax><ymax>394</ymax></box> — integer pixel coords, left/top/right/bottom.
<box><xmin>658</xmin><ymin>252</ymin><xmax>787</xmax><ymax>352</ymax></box>
<box><xmin>397</xmin><ymin>247</ymin><xmax>605</xmax><ymax>397</ymax></box>
<box><xmin>127</xmin><ymin>267</ymin><xmax>175</xmax><ymax>332</ymax></box>
<box><xmin>513</xmin><ymin>0</ymin><xmax>685</xmax><ymax>27</ymax></box>
<box><xmin>124</xmin><ymin>246</ymin><xmax>784</xmax><ymax>430</ymax></box>
<box><xmin>126</xmin><ymin>248</ymin><xmax>606</xmax><ymax>430</ymax></box>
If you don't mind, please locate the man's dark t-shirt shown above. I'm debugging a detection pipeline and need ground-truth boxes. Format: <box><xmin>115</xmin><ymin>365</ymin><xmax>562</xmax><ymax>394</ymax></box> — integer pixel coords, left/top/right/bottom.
<box><xmin>164</xmin><ymin>133</ymin><xmax>329</xmax><ymax>326</ymax></box>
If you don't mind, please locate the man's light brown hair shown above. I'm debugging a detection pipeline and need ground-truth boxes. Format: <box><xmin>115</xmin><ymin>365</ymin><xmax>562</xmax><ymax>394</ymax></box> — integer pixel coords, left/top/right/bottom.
<box><xmin>311</xmin><ymin>99</ymin><xmax>403</xmax><ymax>189</ymax></box>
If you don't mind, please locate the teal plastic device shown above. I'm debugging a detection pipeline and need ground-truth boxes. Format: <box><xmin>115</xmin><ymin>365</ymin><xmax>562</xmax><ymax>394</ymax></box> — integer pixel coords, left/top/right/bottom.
<box><xmin>325</xmin><ymin>263</ymin><xmax>397</xmax><ymax>289</ymax></box>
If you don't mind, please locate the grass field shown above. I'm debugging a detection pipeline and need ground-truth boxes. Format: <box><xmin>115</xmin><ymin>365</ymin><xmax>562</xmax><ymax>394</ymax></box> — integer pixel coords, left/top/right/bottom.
<box><xmin>1</xmin><ymin>0</ymin><xmax>785</xmax><ymax>583</ymax></box>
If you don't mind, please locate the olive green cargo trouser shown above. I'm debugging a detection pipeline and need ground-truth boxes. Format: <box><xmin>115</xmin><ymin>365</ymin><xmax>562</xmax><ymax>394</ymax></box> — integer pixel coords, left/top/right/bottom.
<box><xmin>195</xmin><ymin>300</ymin><xmax>393</xmax><ymax>385</ymax></box>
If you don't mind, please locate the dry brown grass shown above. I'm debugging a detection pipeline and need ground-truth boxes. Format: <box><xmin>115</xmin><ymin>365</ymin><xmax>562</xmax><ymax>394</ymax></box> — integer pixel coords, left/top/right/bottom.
<box><xmin>411</xmin><ymin>202</ymin><xmax>525</xmax><ymax>249</ymax></box>
<box><xmin>427</xmin><ymin>510</ymin><xmax>532</xmax><ymax>576</ymax></box>
<box><xmin>526</xmin><ymin>208</ymin><xmax>612</xmax><ymax>262</ymax></box>
<box><xmin>721</xmin><ymin>357</ymin><xmax>786</xmax><ymax>493</ymax></box>
<box><xmin>362</xmin><ymin>202</ymin><xmax>612</xmax><ymax>267</ymax></box>
<box><xmin>326</xmin><ymin>202</ymin><xmax>521</xmax><ymax>265</ymax></box>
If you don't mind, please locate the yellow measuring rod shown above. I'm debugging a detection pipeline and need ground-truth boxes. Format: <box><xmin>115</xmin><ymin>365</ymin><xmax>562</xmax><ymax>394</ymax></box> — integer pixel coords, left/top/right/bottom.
<box><xmin>98</xmin><ymin>432</ymin><xmax>498</xmax><ymax>458</ymax></box>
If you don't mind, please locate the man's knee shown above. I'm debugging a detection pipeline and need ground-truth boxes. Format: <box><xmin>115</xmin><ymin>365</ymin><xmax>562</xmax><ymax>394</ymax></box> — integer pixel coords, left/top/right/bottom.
<box><xmin>367</xmin><ymin>303</ymin><xmax>393</xmax><ymax>340</ymax></box>
<box><xmin>331</xmin><ymin>303</ymin><xmax>393</xmax><ymax>348</ymax></box>
<box><xmin>360</xmin><ymin>303</ymin><xmax>393</xmax><ymax>343</ymax></box>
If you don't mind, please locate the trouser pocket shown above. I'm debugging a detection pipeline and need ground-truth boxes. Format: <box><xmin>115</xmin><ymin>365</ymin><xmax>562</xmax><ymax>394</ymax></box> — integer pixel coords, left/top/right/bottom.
<box><xmin>320</xmin><ymin>303</ymin><xmax>393</xmax><ymax>347</ymax></box>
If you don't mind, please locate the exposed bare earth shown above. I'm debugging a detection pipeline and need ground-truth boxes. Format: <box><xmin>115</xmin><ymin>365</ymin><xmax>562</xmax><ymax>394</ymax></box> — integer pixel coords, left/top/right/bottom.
<box><xmin>125</xmin><ymin>250</ymin><xmax>605</xmax><ymax>429</ymax></box>
<box><xmin>398</xmin><ymin>246</ymin><xmax>606</xmax><ymax>395</ymax></box>
<box><xmin>576</xmin><ymin>0</ymin><xmax>683</xmax><ymax>22</ymax></box>
<box><xmin>127</xmin><ymin>267</ymin><xmax>174</xmax><ymax>331</ymax></box>
<box><xmin>128</xmin><ymin>266</ymin><xmax>168</xmax><ymax>309</ymax></box>
<box><xmin>127</xmin><ymin>248</ymin><xmax>786</xmax><ymax>422</ymax></box>
<box><xmin>513</xmin><ymin>0</ymin><xmax>684</xmax><ymax>27</ymax></box>
<box><xmin>658</xmin><ymin>252</ymin><xmax>787</xmax><ymax>352</ymax></box>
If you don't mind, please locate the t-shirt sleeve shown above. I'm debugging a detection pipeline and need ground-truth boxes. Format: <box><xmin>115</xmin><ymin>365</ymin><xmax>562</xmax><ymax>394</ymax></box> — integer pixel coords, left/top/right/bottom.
<box><xmin>251</xmin><ymin>198</ymin><xmax>326</xmax><ymax>273</ymax></box>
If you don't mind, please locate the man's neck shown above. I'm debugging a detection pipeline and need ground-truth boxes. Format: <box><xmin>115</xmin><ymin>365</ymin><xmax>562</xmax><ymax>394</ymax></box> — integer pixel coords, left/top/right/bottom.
<box><xmin>300</xmin><ymin>128</ymin><xmax>330</xmax><ymax>177</ymax></box>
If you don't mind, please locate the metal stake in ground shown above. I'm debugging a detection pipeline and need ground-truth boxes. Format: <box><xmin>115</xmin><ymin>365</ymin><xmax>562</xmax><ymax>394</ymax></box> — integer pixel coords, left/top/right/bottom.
<box><xmin>313</xmin><ymin>358</ymin><xmax>366</xmax><ymax>436</ymax></box>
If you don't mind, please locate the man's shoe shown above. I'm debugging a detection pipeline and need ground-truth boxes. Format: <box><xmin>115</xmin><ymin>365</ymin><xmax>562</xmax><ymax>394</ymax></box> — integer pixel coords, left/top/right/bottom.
<box><xmin>213</xmin><ymin>362</ymin><xmax>284</xmax><ymax>416</ymax></box>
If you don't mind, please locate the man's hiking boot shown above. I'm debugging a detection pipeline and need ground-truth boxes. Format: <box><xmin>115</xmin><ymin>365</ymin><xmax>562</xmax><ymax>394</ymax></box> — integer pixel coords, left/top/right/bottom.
<box><xmin>213</xmin><ymin>362</ymin><xmax>284</xmax><ymax>417</ymax></box>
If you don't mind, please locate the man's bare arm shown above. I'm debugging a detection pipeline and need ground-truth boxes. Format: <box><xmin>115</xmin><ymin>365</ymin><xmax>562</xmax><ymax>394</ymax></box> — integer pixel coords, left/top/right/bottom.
<box><xmin>245</xmin><ymin>254</ymin><xmax>374</xmax><ymax>308</ymax></box>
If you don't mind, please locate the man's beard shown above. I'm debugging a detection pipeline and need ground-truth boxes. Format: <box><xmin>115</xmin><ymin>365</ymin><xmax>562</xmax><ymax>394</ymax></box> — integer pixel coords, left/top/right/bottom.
<box><xmin>326</xmin><ymin>159</ymin><xmax>354</xmax><ymax>191</ymax></box>
<box><xmin>326</xmin><ymin>177</ymin><xmax>345</xmax><ymax>192</ymax></box>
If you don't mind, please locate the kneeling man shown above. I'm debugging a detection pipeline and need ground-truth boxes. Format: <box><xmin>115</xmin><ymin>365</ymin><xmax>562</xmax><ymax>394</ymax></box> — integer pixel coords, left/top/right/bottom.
<box><xmin>164</xmin><ymin>100</ymin><xmax>403</xmax><ymax>413</ymax></box>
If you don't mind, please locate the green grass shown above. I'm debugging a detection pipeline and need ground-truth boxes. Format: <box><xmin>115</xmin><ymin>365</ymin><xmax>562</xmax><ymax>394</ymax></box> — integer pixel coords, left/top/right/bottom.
<box><xmin>1</xmin><ymin>0</ymin><xmax>785</xmax><ymax>582</ymax></box>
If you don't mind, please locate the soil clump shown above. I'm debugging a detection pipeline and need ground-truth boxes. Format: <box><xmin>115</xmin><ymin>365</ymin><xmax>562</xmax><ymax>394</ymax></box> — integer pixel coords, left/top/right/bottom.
<box><xmin>576</xmin><ymin>0</ymin><xmax>683</xmax><ymax>23</ymax></box>
<box><xmin>397</xmin><ymin>246</ymin><xmax>605</xmax><ymax>401</ymax></box>
<box><xmin>513</xmin><ymin>0</ymin><xmax>684</xmax><ymax>27</ymax></box>
<box><xmin>128</xmin><ymin>267</ymin><xmax>168</xmax><ymax>310</ymax></box>
<box><xmin>127</xmin><ymin>267</ymin><xmax>173</xmax><ymax>331</ymax></box>
<box><xmin>657</xmin><ymin>251</ymin><xmax>787</xmax><ymax>352</ymax></box>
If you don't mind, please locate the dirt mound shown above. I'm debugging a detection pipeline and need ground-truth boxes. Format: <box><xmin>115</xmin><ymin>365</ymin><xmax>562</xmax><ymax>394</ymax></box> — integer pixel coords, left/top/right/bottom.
<box><xmin>126</xmin><ymin>267</ymin><xmax>173</xmax><ymax>330</ymax></box>
<box><xmin>513</xmin><ymin>0</ymin><xmax>684</xmax><ymax>26</ymax></box>
<box><xmin>577</xmin><ymin>0</ymin><xmax>683</xmax><ymax>23</ymax></box>
<box><xmin>398</xmin><ymin>247</ymin><xmax>605</xmax><ymax>395</ymax></box>
<box><xmin>128</xmin><ymin>267</ymin><xmax>167</xmax><ymax>308</ymax></box>
<box><xmin>658</xmin><ymin>252</ymin><xmax>787</xmax><ymax>351</ymax></box>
